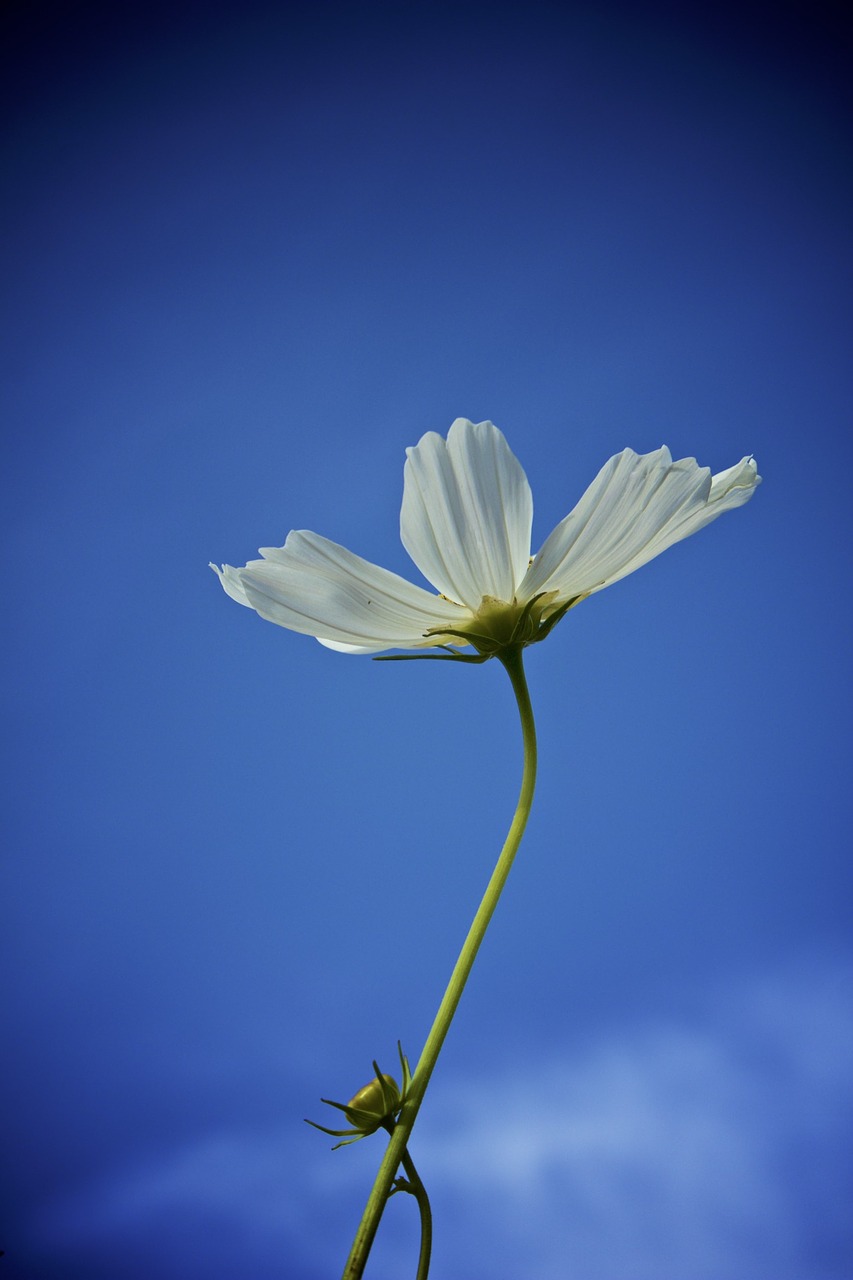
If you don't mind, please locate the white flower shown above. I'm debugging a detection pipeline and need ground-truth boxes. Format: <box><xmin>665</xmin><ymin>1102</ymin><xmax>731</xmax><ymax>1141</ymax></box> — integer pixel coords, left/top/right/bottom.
<box><xmin>211</xmin><ymin>419</ymin><xmax>760</xmax><ymax>658</ymax></box>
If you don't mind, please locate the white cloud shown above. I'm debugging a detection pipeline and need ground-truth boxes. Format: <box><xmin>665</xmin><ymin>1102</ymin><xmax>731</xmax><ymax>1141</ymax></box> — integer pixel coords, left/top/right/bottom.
<box><xmin>413</xmin><ymin>953</ymin><xmax>853</xmax><ymax>1279</ymax></box>
<box><xmin>33</xmin><ymin>952</ymin><xmax>853</xmax><ymax>1279</ymax></box>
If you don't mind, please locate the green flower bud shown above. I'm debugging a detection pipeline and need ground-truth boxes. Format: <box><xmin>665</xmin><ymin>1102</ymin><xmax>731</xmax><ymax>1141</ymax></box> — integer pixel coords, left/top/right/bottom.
<box><xmin>344</xmin><ymin>1073</ymin><xmax>400</xmax><ymax>1130</ymax></box>
<box><xmin>306</xmin><ymin>1043</ymin><xmax>412</xmax><ymax>1149</ymax></box>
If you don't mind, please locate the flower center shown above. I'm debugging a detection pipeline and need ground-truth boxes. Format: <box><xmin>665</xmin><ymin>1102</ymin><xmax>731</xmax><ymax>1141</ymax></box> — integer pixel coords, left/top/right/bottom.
<box><xmin>429</xmin><ymin>591</ymin><xmax>572</xmax><ymax>657</ymax></box>
<box><xmin>471</xmin><ymin>594</ymin><xmax>555</xmax><ymax>647</ymax></box>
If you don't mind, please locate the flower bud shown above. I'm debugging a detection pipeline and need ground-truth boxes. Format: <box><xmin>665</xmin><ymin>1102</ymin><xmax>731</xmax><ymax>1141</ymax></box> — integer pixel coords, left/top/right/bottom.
<box><xmin>306</xmin><ymin>1043</ymin><xmax>412</xmax><ymax>1148</ymax></box>
<box><xmin>343</xmin><ymin>1073</ymin><xmax>401</xmax><ymax>1131</ymax></box>
<box><xmin>347</xmin><ymin>1074</ymin><xmax>399</xmax><ymax>1119</ymax></box>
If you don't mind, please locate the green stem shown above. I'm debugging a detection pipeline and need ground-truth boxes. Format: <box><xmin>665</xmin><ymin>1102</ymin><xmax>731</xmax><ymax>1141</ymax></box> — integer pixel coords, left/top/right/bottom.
<box><xmin>400</xmin><ymin>1146</ymin><xmax>432</xmax><ymax>1280</ymax></box>
<box><xmin>342</xmin><ymin>646</ymin><xmax>538</xmax><ymax>1279</ymax></box>
<box><xmin>388</xmin><ymin>1135</ymin><xmax>433</xmax><ymax>1280</ymax></box>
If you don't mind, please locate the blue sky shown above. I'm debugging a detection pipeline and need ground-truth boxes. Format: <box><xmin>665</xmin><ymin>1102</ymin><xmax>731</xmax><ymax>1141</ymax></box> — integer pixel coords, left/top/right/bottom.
<box><xmin>2</xmin><ymin>2</ymin><xmax>851</xmax><ymax>1277</ymax></box>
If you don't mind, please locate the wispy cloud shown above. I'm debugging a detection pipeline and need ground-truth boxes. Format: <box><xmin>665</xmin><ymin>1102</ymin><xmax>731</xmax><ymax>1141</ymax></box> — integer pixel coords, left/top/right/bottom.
<box><xmin>33</xmin><ymin>952</ymin><xmax>853</xmax><ymax>1279</ymax></box>
<box><xmin>411</xmin><ymin>952</ymin><xmax>853</xmax><ymax>1279</ymax></box>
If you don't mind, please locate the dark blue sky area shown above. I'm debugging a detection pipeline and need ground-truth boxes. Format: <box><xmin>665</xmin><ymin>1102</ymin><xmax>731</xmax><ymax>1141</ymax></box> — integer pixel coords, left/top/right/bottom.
<box><xmin>2</xmin><ymin>2</ymin><xmax>851</xmax><ymax>1277</ymax></box>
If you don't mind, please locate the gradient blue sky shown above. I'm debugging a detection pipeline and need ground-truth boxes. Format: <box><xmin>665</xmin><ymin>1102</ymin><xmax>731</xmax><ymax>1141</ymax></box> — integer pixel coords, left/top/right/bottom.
<box><xmin>2</xmin><ymin>2</ymin><xmax>851</xmax><ymax>1277</ymax></box>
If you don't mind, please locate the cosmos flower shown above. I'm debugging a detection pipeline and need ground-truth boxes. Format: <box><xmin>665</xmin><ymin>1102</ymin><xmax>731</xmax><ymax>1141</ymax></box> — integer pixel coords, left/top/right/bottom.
<box><xmin>211</xmin><ymin>419</ymin><xmax>760</xmax><ymax>658</ymax></box>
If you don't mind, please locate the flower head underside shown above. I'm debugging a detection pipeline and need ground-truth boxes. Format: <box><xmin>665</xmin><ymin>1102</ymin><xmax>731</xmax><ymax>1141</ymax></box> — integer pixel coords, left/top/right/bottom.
<box><xmin>211</xmin><ymin>419</ymin><xmax>760</xmax><ymax>657</ymax></box>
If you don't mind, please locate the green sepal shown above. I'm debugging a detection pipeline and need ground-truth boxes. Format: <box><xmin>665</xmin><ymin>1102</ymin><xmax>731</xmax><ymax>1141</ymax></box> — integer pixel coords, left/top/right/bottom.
<box><xmin>374</xmin><ymin>650</ymin><xmax>491</xmax><ymax>664</ymax></box>
<box><xmin>375</xmin><ymin>590</ymin><xmax>590</xmax><ymax>664</ymax></box>
<box><xmin>304</xmin><ymin>1116</ymin><xmax>368</xmax><ymax>1149</ymax></box>
<box><xmin>397</xmin><ymin>1040</ymin><xmax>413</xmax><ymax>1099</ymax></box>
<box><xmin>533</xmin><ymin>591</ymin><xmax>588</xmax><ymax>640</ymax></box>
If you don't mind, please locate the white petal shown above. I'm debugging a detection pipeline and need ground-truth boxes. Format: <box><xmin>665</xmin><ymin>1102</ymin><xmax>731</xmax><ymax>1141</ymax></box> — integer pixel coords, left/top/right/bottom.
<box><xmin>209</xmin><ymin>561</ymin><xmax>253</xmax><ymax>607</ymax></box>
<box><xmin>400</xmin><ymin>418</ymin><xmax>533</xmax><ymax>608</ymax></box>
<box><xmin>217</xmin><ymin>531</ymin><xmax>472</xmax><ymax>654</ymax></box>
<box><xmin>709</xmin><ymin>456</ymin><xmax>761</xmax><ymax>503</ymax></box>
<box><xmin>316</xmin><ymin>637</ymin><xmax>382</xmax><ymax>654</ymax></box>
<box><xmin>521</xmin><ymin>448</ymin><xmax>760</xmax><ymax>602</ymax></box>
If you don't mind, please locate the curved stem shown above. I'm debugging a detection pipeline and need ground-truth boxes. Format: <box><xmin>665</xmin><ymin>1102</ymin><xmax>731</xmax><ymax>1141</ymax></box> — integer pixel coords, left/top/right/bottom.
<box><xmin>342</xmin><ymin>646</ymin><xmax>537</xmax><ymax>1279</ymax></box>
<box><xmin>394</xmin><ymin>1142</ymin><xmax>433</xmax><ymax>1280</ymax></box>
